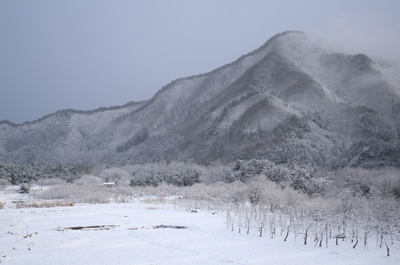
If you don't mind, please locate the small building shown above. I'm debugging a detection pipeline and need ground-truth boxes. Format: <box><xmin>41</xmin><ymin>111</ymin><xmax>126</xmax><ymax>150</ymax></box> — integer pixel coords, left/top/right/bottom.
<box><xmin>102</xmin><ymin>182</ymin><xmax>115</xmax><ymax>187</ymax></box>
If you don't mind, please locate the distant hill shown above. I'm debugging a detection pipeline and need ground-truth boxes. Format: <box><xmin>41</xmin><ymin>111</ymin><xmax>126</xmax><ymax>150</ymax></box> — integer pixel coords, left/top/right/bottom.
<box><xmin>1</xmin><ymin>31</ymin><xmax>399</xmax><ymax>168</ymax></box>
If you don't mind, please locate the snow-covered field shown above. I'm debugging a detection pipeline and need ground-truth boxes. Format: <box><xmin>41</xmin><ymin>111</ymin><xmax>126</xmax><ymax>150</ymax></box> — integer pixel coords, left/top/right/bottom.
<box><xmin>1</xmin><ymin>188</ymin><xmax>399</xmax><ymax>265</ymax></box>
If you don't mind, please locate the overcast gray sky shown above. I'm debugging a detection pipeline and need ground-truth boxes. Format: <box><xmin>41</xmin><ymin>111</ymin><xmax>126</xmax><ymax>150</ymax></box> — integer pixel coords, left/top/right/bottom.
<box><xmin>1</xmin><ymin>0</ymin><xmax>400</xmax><ymax>124</ymax></box>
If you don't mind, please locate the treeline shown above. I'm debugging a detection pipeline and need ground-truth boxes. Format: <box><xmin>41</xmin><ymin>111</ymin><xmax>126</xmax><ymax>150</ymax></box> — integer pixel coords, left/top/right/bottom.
<box><xmin>92</xmin><ymin>160</ymin><xmax>318</xmax><ymax>193</ymax></box>
<box><xmin>1</xmin><ymin>159</ymin><xmax>400</xmax><ymax>200</ymax></box>
<box><xmin>97</xmin><ymin>160</ymin><xmax>400</xmax><ymax>199</ymax></box>
<box><xmin>0</xmin><ymin>159</ymin><xmax>400</xmax><ymax>198</ymax></box>
<box><xmin>0</xmin><ymin>161</ymin><xmax>90</xmax><ymax>185</ymax></box>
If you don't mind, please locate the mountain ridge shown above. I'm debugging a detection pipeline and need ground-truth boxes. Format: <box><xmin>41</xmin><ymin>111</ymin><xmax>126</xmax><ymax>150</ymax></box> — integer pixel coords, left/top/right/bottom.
<box><xmin>0</xmin><ymin>101</ymin><xmax>145</xmax><ymax>127</ymax></box>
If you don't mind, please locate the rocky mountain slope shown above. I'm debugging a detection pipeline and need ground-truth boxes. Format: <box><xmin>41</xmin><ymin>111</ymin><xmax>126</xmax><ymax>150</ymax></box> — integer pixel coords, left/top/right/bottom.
<box><xmin>1</xmin><ymin>31</ymin><xmax>399</xmax><ymax>168</ymax></box>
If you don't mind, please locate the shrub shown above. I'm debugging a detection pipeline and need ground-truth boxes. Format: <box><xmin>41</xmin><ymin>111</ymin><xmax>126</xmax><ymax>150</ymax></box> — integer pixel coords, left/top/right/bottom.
<box><xmin>19</xmin><ymin>183</ymin><xmax>30</xmax><ymax>194</ymax></box>
<box><xmin>0</xmin><ymin>202</ymin><xmax>4</xmax><ymax>209</ymax></box>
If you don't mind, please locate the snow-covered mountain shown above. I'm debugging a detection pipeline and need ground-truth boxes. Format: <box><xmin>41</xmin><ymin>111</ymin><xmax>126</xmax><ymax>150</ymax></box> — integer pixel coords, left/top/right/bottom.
<box><xmin>1</xmin><ymin>31</ymin><xmax>400</xmax><ymax>168</ymax></box>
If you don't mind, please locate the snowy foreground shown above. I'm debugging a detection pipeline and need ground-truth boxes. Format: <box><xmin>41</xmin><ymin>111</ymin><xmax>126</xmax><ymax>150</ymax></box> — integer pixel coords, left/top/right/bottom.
<box><xmin>1</xmin><ymin>189</ymin><xmax>399</xmax><ymax>265</ymax></box>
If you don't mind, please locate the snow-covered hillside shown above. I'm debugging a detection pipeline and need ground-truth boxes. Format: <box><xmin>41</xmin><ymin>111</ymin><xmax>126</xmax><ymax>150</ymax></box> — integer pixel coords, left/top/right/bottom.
<box><xmin>0</xmin><ymin>102</ymin><xmax>145</xmax><ymax>164</ymax></box>
<box><xmin>1</xmin><ymin>31</ymin><xmax>399</xmax><ymax>167</ymax></box>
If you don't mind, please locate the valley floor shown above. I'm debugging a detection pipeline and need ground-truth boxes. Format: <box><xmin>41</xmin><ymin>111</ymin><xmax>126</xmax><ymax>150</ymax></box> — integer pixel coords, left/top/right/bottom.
<box><xmin>1</xmin><ymin>188</ymin><xmax>399</xmax><ymax>265</ymax></box>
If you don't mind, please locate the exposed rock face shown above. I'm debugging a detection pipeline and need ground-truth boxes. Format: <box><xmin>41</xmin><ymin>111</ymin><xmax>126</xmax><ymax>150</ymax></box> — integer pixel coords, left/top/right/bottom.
<box><xmin>1</xmin><ymin>31</ymin><xmax>399</xmax><ymax>168</ymax></box>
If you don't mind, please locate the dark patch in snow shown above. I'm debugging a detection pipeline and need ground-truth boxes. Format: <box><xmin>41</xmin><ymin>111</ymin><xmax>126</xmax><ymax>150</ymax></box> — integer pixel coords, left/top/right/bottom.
<box><xmin>153</xmin><ymin>225</ymin><xmax>187</xmax><ymax>229</ymax></box>
<box><xmin>60</xmin><ymin>225</ymin><xmax>119</xmax><ymax>231</ymax></box>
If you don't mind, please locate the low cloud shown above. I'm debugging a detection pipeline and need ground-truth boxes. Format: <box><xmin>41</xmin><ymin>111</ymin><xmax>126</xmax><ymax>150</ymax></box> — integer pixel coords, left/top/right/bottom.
<box><xmin>321</xmin><ymin>11</ymin><xmax>400</xmax><ymax>64</ymax></box>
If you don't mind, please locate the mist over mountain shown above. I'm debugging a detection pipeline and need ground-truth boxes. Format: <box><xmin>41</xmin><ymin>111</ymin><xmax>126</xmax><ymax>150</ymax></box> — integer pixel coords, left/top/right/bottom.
<box><xmin>1</xmin><ymin>31</ymin><xmax>399</xmax><ymax>168</ymax></box>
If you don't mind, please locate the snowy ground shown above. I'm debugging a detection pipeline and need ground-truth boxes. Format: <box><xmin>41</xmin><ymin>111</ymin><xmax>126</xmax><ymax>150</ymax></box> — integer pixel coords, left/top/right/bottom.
<box><xmin>1</xmin><ymin>187</ymin><xmax>399</xmax><ymax>265</ymax></box>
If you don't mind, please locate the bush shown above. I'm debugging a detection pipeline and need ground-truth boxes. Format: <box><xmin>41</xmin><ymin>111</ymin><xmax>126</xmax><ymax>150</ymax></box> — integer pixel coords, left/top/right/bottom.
<box><xmin>0</xmin><ymin>202</ymin><xmax>4</xmax><ymax>209</ymax></box>
<box><xmin>19</xmin><ymin>183</ymin><xmax>30</xmax><ymax>194</ymax></box>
